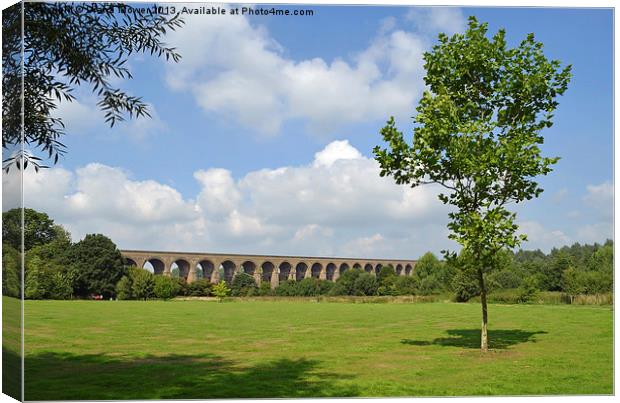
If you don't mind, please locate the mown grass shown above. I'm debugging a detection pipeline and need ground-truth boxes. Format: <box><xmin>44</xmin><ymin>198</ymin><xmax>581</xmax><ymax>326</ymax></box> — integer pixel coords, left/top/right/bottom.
<box><xmin>11</xmin><ymin>297</ymin><xmax>613</xmax><ymax>399</ymax></box>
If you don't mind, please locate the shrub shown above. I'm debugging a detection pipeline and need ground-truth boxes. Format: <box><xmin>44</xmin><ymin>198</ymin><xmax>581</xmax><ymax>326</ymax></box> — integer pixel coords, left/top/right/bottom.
<box><xmin>25</xmin><ymin>264</ymin><xmax>50</xmax><ymax>299</ymax></box>
<box><xmin>487</xmin><ymin>269</ymin><xmax>523</xmax><ymax>290</ymax></box>
<box><xmin>175</xmin><ymin>278</ymin><xmax>189</xmax><ymax>296</ymax></box>
<box><xmin>517</xmin><ymin>276</ymin><xmax>539</xmax><ymax>303</ymax></box>
<box><xmin>452</xmin><ymin>271</ymin><xmax>480</xmax><ymax>302</ymax></box>
<box><xmin>353</xmin><ymin>272</ymin><xmax>378</xmax><ymax>296</ymax></box>
<box><xmin>258</xmin><ymin>281</ymin><xmax>273</xmax><ymax>296</ymax></box>
<box><xmin>418</xmin><ymin>275</ymin><xmax>442</xmax><ymax>295</ymax></box>
<box><xmin>2</xmin><ymin>244</ymin><xmax>21</xmax><ymax>298</ymax></box>
<box><xmin>50</xmin><ymin>271</ymin><xmax>73</xmax><ymax>300</ymax></box>
<box><xmin>130</xmin><ymin>268</ymin><xmax>155</xmax><ymax>300</ymax></box>
<box><xmin>317</xmin><ymin>280</ymin><xmax>334</xmax><ymax>295</ymax></box>
<box><xmin>394</xmin><ymin>276</ymin><xmax>418</xmax><ymax>295</ymax></box>
<box><xmin>275</xmin><ymin>280</ymin><xmax>297</xmax><ymax>296</ymax></box>
<box><xmin>296</xmin><ymin>278</ymin><xmax>320</xmax><ymax>296</ymax></box>
<box><xmin>186</xmin><ymin>279</ymin><xmax>212</xmax><ymax>297</ymax></box>
<box><xmin>115</xmin><ymin>276</ymin><xmax>132</xmax><ymax>300</ymax></box>
<box><xmin>154</xmin><ymin>276</ymin><xmax>180</xmax><ymax>300</ymax></box>
<box><xmin>231</xmin><ymin>273</ymin><xmax>257</xmax><ymax>296</ymax></box>
<box><xmin>334</xmin><ymin>269</ymin><xmax>363</xmax><ymax>295</ymax></box>
<box><xmin>377</xmin><ymin>265</ymin><xmax>396</xmax><ymax>284</ymax></box>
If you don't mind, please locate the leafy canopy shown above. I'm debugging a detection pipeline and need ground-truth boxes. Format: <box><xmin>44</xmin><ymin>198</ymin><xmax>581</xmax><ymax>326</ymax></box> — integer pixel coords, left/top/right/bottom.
<box><xmin>374</xmin><ymin>17</ymin><xmax>571</xmax><ymax>264</ymax></box>
<box><xmin>2</xmin><ymin>2</ymin><xmax>183</xmax><ymax>170</ymax></box>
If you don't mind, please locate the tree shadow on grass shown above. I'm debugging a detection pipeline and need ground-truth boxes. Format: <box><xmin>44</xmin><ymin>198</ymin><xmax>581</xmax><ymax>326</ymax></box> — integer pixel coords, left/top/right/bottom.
<box><xmin>401</xmin><ymin>329</ymin><xmax>548</xmax><ymax>350</ymax></box>
<box><xmin>14</xmin><ymin>348</ymin><xmax>359</xmax><ymax>400</ymax></box>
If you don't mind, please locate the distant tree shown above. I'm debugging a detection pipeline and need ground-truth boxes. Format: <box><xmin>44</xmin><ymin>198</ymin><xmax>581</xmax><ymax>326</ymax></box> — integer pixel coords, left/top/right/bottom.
<box><xmin>153</xmin><ymin>276</ymin><xmax>180</xmax><ymax>300</ymax></box>
<box><xmin>212</xmin><ymin>281</ymin><xmax>231</xmax><ymax>302</ymax></box>
<box><xmin>49</xmin><ymin>271</ymin><xmax>73</xmax><ymax>300</ymax></box>
<box><xmin>131</xmin><ymin>268</ymin><xmax>154</xmax><ymax>300</ymax></box>
<box><xmin>275</xmin><ymin>280</ymin><xmax>297</xmax><ymax>296</ymax></box>
<box><xmin>353</xmin><ymin>272</ymin><xmax>379</xmax><ymax>296</ymax></box>
<box><xmin>374</xmin><ymin>17</ymin><xmax>571</xmax><ymax>351</ymax></box>
<box><xmin>3</xmin><ymin>208</ymin><xmax>57</xmax><ymax>251</ymax></box>
<box><xmin>487</xmin><ymin>269</ymin><xmax>523</xmax><ymax>290</ymax></box>
<box><xmin>230</xmin><ymin>272</ymin><xmax>257</xmax><ymax>296</ymax></box>
<box><xmin>69</xmin><ymin>234</ymin><xmax>126</xmax><ymax>298</ymax></box>
<box><xmin>330</xmin><ymin>269</ymin><xmax>363</xmax><ymax>296</ymax></box>
<box><xmin>258</xmin><ymin>282</ymin><xmax>273</xmax><ymax>296</ymax></box>
<box><xmin>2</xmin><ymin>244</ymin><xmax>21</xmax><ymax>298</ymax></box>
<box><xmin>295</xmin><ymin>278</ymin><xmax>320</xmax><ymax>297</ymax></box>
<box><xmin>394</xmin><ymin>276</ymin><xmax>418</xmax><ymax>295</ymax></box>
<box><xmin>115</xmin><ymin>275</ymin><xmax>133</xmax><ymax>300</ymax></box>
<box><xmin>517</xmin><ymin>277</ymin><xmax>539</xmax><ymax>303</ymax></box>
<box><xmin>24</xmin><ymin>256</ymin><xmax>52</xmax><ymax>299</ymax></box>
<box><xmin>543</xmin><ymin>251</ymin><xmax>572</xmax><ymax>291</ymax></box>
<box><xmin>185</xmin><ymin>279</ymin><xmax>212</xmax><ymax>297</ymax></box>
<box><xmin>414</xmin><ymin>252</ymin><xmax>442</xmax><ymax>279</ymax></box>
<box><xmin>2</xmin><ymin>2</ymin><xmax>184</xmax><ymax>171</ymax></box>
<box><xmin>377</xmin><ymin>265</ymin><xmax>396</xmax><ymax>283</ymax></box>
<box><xmin>588</xmin><ymin>244</ymin><xmax>613</xmax><ymax>274</ymax></box>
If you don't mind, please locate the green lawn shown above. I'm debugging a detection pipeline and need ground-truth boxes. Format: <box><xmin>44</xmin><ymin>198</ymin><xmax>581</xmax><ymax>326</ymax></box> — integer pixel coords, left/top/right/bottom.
<box><xmin>13</xmin><ymin>297</ymin><xmax>614</xmax><ymax>399</ymax></box>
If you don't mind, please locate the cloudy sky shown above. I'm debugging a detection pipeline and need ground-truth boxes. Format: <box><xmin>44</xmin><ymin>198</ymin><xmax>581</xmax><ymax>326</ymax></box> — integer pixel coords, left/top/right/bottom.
<box><xmin>2</xmin><ymin>5</ymin><xmax>613</xmax><ymax>259</ymax></box>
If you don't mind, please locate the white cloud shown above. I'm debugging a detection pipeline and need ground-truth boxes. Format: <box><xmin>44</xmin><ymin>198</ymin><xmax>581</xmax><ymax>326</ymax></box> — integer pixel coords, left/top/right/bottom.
<box><xmin>518</xmin><ymin>220</ymin><xmax>571</xmax><ymax>251</ymax></box>
<box><xmin>583</xmin><ymin>181</ymin><xmax>613</xmax><ymax>219</ymax></box>
<box><xmin>5</xmin><ymin>141</ymin><xmax>454</xmax><ymax>258</ymax></box>
<box><xmin>164</xmin><ymin>6</ymin><xmax>462</xmax><ymax>136</ymax></box>
<box><xmin>577</xmin><ymin>222</ymin><xmax>613</xmax><ymax>244</ymax></box>
<box><xmin>312</xmin><ymin>140</ymin><xmax>363</xmax><ymax>167</ymax></box>
<box><xmin>405</xmin><ymin>7</ymin><xmax>467</xmax><ymax>36</ymax></box>
<box><xmin>8</xmin><ymin>140</ymin><xmax>604</xmax><ymax>258</ymax></box>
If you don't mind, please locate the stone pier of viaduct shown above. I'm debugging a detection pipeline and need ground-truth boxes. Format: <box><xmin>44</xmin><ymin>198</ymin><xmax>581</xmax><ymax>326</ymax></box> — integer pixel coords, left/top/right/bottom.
<box><xmin>120</xmin><ymin>250</ymin><xmax>417</xmax><ymax>289</ymax></box>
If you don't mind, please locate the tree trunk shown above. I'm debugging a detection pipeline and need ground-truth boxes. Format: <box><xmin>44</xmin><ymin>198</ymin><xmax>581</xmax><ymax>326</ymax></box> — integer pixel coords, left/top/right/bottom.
<box><xmin>477</xmin><ymin>267</ymin><xmax>489</xmax><ymax>352</ymax></box>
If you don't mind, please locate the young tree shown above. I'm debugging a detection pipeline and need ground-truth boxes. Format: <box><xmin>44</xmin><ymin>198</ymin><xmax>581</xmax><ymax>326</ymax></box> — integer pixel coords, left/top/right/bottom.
<box><xmin>374</xmin><ymin>17</ymin><xmax>571</xmax><ymax>351</ymax></box>
<box><xmin>2</xmin><ymin>2</ymin><xmax>183</xmax><ymax>170</ymax></box>
<box><xmin>212</xmin><ymin>281</ymin><xmax>231</xmax><ymax>302</ymax></box>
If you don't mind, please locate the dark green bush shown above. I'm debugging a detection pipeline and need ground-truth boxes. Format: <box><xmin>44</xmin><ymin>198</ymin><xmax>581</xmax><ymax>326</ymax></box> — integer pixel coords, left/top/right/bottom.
<box><xmin>258</xmin><ymin>281</ymin><xmax>273</xmax><ymax>296</ymax></box>
<box><xmin>231</xmin><ymin>273</ymin><xmax>257</xmax><ymax>296</ymax></box>
<box><xmin>154</xmin><ymin>276</ymin><xmax>181</xmax><ymax>300</ymax></box>
<box><xmin>275</xmin><ymin>280</ymin><xmax>297</xmax><ymax>296</ymax></box>
<box><xmin>394</xmin><ymin>276</ymin><xmax>418</xmax><ymax>295</ymax></box>
<box><xmin>517</xmin><ymin>277</ymin><xmax>539</xmax><ymax>303</ymax></box>
<box><xmin>130</xmin><ymin>268</ymin><xmax>155</xmax><ymax>300</ymax></box>
<box><xmin>116</xmin><ymin>275</ymin><xmax>132</xmax><ymax>300</ymax></box>
<box><xmin>353</xmin><ymin>272</ymin><xmax>378</xmax><ymax>296</ymax></box>
<box><xmin>186</xmin><ymin>279</ymin><xmax>212</xmax><ymax>297</ymax></box>
<box><xmin>296</xmin><ymin>278</ymin><xmax>320</xmax><ymax>296</ymax></box>
<box><xmin>418</xmin><ymin>275</ymin><xmax>442</xmax><ymax>296</ymax></box>
<box><xmin>487</xmin><ymin>269</ymin><xmax>523</xmax><ymax>290</ymax></box>
<box><xmin>452</xmin><ymin>271</ymin><xmax>480</xmax><ymax>302</ymax></box>
<box><xmin>334</xmin><ymin>269</ymin><xmax>363</xmax><ymax>295</ymax></box>
<box><xmin>317</xmin><ymin>279</ymin><xmax>334</xmax><ymax>295</ymax></box>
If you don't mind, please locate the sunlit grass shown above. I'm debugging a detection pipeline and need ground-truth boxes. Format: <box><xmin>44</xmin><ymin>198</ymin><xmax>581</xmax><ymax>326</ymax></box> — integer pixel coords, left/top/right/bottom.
<box><xmin>11</xmin><ymin>297</ymin><xmax>613</xmax><ymax>399</ymax></box>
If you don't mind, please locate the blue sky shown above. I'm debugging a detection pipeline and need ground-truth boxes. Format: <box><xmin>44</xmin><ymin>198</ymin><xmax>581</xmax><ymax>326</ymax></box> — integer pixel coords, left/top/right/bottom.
<box><xmin>3</xmin><ymin>5</ymin><xmax>613</xmax><ymax>258</ymax></box>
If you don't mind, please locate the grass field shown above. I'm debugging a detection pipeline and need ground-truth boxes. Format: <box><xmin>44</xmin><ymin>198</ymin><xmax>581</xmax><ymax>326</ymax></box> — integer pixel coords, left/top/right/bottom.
<box><xmin>9</xmin><ymin>297</ymin><xmax>614</xmax><ymax>399</ymax></box>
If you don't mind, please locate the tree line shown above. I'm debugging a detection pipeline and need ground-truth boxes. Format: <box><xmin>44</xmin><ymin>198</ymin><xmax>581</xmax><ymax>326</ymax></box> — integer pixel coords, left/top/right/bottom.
<box><xmin>2</xmin><ymin>208</ymin><xmax>612</xmax><ymax>302</ymax></box>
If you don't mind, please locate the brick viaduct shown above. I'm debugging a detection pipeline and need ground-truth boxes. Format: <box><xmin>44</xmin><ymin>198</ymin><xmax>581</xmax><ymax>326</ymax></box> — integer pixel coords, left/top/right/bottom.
<box><xmin>120</xmin><ymin>250</ymin><xmax>417</xmax><ymax>289</ymax></box>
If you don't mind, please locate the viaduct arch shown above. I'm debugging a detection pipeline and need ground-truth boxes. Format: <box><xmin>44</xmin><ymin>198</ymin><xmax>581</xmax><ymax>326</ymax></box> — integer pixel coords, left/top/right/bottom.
<box><xmin>121</xmin><ymin>250</ymin><xmax>416</xmax><ymax>289</ymax></box>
